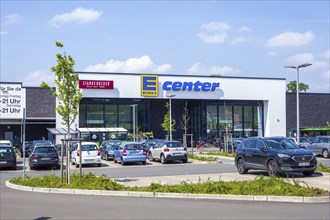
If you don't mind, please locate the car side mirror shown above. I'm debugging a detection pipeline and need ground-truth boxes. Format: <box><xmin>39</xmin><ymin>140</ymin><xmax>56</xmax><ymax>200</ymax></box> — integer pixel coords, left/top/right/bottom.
<box><xmin>261</xmin><ymin>146</ymin><xmax>267</xmax><ymax>152</ymax></box>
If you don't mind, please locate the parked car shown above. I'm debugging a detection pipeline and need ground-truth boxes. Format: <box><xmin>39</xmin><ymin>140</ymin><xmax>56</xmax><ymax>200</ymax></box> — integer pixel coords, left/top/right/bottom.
<box><xmin>0</xmin><ymin>145</ymin><xmax>17</xmax><ymax>170</ymax></box>
<box><xmin>235</xmin><ymin>137</ymin><xmax>317</xmax><ymax>176</ymax></box>
<box><xmin>32</xmin><ymin>140</ymin><xmax>53</xmax><ymax>152</ymax></box>
<box><xmin>304</xmin><ymin>136</ymin><xmax>330</xmax><ymax>158</ymax></box>
<box><xmin>114</xmin><ymin>142</ymin><xmax>146</xmax><ymax>165</ymax></box>
<box><xmin>148</xmin><ymin>140</ymin><xmax>188</xmax><ymax>164</ymax></box>
<box><xmin>71</xmin><ymin>142</ymin><xmax>101</xmax><ymax>168</ymax></box>
<box><xmin>29</xmin><ymin>145</ymin><xmax>60</xmax><ymax>170</ymax></box>
<box><xmin>142</xmin><ymin>139</ymin><xmax>162</xmax><ymax>152</ymax></box>
<box><xmin>100</xmin><ymin>141</ymin><xmax>118</xmax><ymax>161</ymax></box>
<box><xmin>20</xmin><ymin>141</ymin><xmax>32</xmax><ymax>157</ymax></box>
<box><xmin>55</xmin><ymin>144</ymin><xmax>67</xmax><ymax>156</ymax></box>
<box><xmin>0</xmin><ymin>140</ymin><xmax>12</xmax><ymax>147</ymax></box>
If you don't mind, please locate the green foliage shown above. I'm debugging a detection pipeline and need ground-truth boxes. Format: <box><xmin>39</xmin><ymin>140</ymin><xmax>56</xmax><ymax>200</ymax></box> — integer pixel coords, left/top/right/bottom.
<box><xmin>130</xmin><ymin>176</ymin><xmax>327</xmax><ymax>197</ymax></box>
<box><xmin>10</xmin><ymin>174</ymin><xmax>328</xmax><ymax>197</ymax></box>
<box><xmin>287</xmin><ymin>80</ymin><xmax>310</xmax><ymax>92</ymax></box>
<box><xmin>10</xmin><ymin>173</ymin><xmax>125</xmax><ymax>190</ymax></box>
<box><xmin>202</xmin><ymin>151</ymin><xmax>236</xmax><ymax>158</ymax></box>
<box><xmin>161</xmin><ymin>102</ymin><xmax>176</xmax><ymax>134</ymax></box>
<box><xmin>317</xmin><ymin>164</ymin><xmax>330</xmax><ymax>173</ymax></box>
<box><xmin>188</xmin><ymin>154</ymin><xmax>217</xmax><ymax>161</ymax></box>
<box><xmin>41</xmin><ymin>41</ymin><xmax>82</xmax><ymax>132</ymax></box>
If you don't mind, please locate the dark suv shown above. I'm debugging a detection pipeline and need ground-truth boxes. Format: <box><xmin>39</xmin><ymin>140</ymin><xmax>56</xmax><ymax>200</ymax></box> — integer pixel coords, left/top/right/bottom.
<box><xmin>235</xmin><ymin>137</ymin><xmax>317</xmax><ymax>176</ymax></box>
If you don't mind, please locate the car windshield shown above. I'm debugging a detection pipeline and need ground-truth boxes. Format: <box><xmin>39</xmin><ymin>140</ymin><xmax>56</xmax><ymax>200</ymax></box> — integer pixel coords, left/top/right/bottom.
<box><xmin>0</xmin><ymin>147</ymin><xmax>13</xmax><ymax>153</ymax></box>
<box><xmin>34</xmin><ymin>147</ymin><xmax>57</xmax><ymax>154</ymax></box>
<box><xmin>165</xmin><ymin>142</ymin><xmax>183</xmax><ymax>148</ymax></box>
<box><xmin>125</xmin><ymin>144</ymin><xmax>143</xmax><ymax>150</ymax></box>
<box><xmin>266</xmin><ymin>139</ymin><xmax>299</xmax><ymax>150</ymax></box>
<box><xmin>81</xmin><ymin>145</ymin><xmax>98</xmax><ymax>151</ymax></box>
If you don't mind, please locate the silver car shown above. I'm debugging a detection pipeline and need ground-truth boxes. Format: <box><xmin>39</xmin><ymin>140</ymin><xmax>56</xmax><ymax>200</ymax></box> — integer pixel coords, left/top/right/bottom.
<box><xmin>148</xmin><ymin>141</ymin><xmax>188</xmax><ymax>164</ymax></box>
<box><xmin>305</xmin><ymin>136</ymin><xmax>330</xmax><ymax>158</ymax></box>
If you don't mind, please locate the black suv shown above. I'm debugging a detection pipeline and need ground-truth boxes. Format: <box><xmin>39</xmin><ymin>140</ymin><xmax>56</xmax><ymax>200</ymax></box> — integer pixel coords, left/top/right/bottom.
<box><xmin>235</xmin><ymin>137</ymin><xmax>317</xmax><ymax>176</ymax></box>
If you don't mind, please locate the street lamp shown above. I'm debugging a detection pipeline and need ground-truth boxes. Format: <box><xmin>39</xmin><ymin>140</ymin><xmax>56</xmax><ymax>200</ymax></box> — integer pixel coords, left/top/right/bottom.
<box><xmin>284</xmin><ymin>63</ymin><xmax>312</xmax><ymax>144</ymax></box>
<box><xmin>131</xmin><ymin>104</ymin><xmax>137</xmax><ymax>142</ymax></box>
<box><xmin>167</xmin><ymin>95</ymin><xmax>176</xmax><ymax>141</ymax></box>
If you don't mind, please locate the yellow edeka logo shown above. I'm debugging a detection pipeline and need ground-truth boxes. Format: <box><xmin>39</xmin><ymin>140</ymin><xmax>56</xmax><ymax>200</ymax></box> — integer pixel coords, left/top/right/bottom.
<box><xmin>141</xmin><ymin>75</ymin><xmax>158</xmax><ymax>97</ymax></box>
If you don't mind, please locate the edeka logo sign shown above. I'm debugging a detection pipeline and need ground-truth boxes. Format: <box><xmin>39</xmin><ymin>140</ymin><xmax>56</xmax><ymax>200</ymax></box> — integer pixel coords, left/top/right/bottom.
<box><xmin>141</xmin><ymin>75</ymin><xmax>158</xmax><ymax>97</ymax></box>
<box><xmin>163</xmin><ymin>81</ymin><xmax>220</xmax><ymax>92</ymax></box>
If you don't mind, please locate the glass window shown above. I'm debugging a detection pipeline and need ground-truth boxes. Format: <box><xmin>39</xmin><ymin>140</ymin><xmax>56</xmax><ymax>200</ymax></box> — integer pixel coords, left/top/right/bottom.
<box><xmin>86</xmin><ymin>104</ymin><xmax>104</xmax><ymax>127</ymax></box>
<box><xmin>244</xmin><ymin>140</ymin><xmax>257</xmax><ymax>149</ymax></box>
<box><xmin>105</xmin><ymin>105</ymin><xmax>117</xmax><ymax>127</ymax></box>
<box><xmin>233</xmin><ymin>106</ymin><xmax>243</xmax><ymax>138</ymax></box>
<box><xmin>206</xmin><ymin>105</ymin><xmax>218</xmax><ymax>139</ymax></box>
<box><xmin>118</xmin><ymin>105</ymin><xmax>131</xmax><ymax>129</ymax></box>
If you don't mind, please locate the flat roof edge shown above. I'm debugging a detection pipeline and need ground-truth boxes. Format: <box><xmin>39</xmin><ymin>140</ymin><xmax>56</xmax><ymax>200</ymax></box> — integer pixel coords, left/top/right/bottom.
<box><xmin>75</xmin><ymin>71</ymin><xmax>286</xmax><ymax>81</ymax></box>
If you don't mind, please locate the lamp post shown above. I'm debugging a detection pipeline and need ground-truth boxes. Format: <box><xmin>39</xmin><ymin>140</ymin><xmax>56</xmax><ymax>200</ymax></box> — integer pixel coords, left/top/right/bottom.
<box><xmin>131</xmin><ymin>104</ymin><xmax>137</xmax><ymax>142</ymax></box>
<box><xmin>167</xmin><ymin>95</ymin><xmax>176</xmax><ymax>141</ymax></box>
<box><xmin>284</xmin><ymin>63</ymin><xmax>312</xmax><ymax>144</ymax></box>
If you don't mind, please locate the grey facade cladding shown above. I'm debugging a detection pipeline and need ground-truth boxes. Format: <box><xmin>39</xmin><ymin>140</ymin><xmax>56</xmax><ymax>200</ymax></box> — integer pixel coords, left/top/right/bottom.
<box><xmin>25</xmin><ymin>87</ymin><xmax>56</xmax><ymax>118</ymax></box>
<box><xmin>286</xmin><ymin>93</ymin><xmax>330</xmax><ymax>130</ymax></box>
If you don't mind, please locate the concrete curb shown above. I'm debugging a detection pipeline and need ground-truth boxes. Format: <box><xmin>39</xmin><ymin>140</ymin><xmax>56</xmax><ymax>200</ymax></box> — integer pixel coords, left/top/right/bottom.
<box><xmin>5</xmin><ymin>180</ymin><xmax>329</xmax><ymax>203</ymax></box>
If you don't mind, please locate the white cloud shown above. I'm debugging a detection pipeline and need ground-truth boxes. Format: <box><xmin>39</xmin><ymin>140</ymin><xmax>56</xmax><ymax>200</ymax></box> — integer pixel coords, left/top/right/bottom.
<box><xmin>285</xmin><ymin>53</ymin><xmax>328</xmax><ymax>69</ymax></box>
<box><xmin>310</xmin><ymin>83</ymin><xmax>330</xmax><ymax>93</ymax></box>
<box><xmin>84</xmin><ymin>55</ymin><xmax>172</xmax><ymax>73</ymax></box>
<box><xmin>200</xmin><ymin>22</ymin><xmax>231</xmax><ymax>31</ymax></box>
<box><xmin>5</xmin><ymin>13</ymin><xmax>22</xmax><ymax>25</ymax></box>
<box><xmin>229</xmin><ymin>36</ymin><xmax>251</xmax><ymax>45</ymax></box>
<box><xmin>197</xmin><ymin>21</ymin><xmax>231</xmax><ymax>44</ymax></box>
<box><xmin>286</xmin><ymin>53</ymin><xmax>314</xmax><ymax>64</ymax></box>
<box><xmin>319</xmin><ymin>50</ymin><xmax>330</xmax><ymax>59</ymax></box>
<box><xmin>187</xmin><ymin>62</ymin><xmax>240</xmax><ymax>76</ymax></box>
<box><xmin>23</xmin><ymin>70</ymin><xmax>55</xmax><ymax>86</ymax></box>
<box><xmin>266</xmin><ymin>31</ymin><xmax>314</xmax><ymax>47</ymax></box>
<box><xmin>238</xmin><ymin>26</ymin><xmax>252</xmax><ymax>32</ymax></box>
<box><xmin>49</xmin><ymin>7</ymin><xmax>102</xmax><ymax>27</ymax></box>
<box><xmin>0</xmin><ymin>31</ymin><xmax>8</xmax><ymax>36</ymax></box>
<box><xmin>267</xmin><ymin>51</ymin><xmax>277</xmax><ymax>57</ymax></box>
<box><xmin>197</xmin><ymin>32</ymin><xmax>228</xmax><ymax>44</ymax></box>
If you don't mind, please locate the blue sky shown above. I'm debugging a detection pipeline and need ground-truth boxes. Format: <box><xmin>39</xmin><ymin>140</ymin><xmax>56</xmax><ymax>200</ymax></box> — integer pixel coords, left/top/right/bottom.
<box><xmin>1</xmin><ymin>1</ymin><xmax>329</xmax><ymax>93</ymax></box>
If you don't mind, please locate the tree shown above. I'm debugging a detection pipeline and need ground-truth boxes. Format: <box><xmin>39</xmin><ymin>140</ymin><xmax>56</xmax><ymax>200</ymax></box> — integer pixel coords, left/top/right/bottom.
<box><xmin>287</xmin><ymin>80</ymin><xmax>310</xmax><ymax>92</ymax></box>
<box><xmin>179</xmin><ymin>101</ymin><xmax>190</xmax><ymax>134</ymax></box>
<box><xmin>41</xmin><ymin>41</ymin><xmax>82</xmax><ymax>182</ymax></box>
<box><xmin>161</xmin><ymin>102</ymin><xmax>176</xmax><ymax>138</ymax></box>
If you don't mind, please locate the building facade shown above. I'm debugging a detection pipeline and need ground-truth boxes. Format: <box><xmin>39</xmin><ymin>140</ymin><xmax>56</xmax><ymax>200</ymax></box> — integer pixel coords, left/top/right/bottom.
<box><xmin>55</xmin><ymin>72</ymin><xmax>287</xmax><ymax>143</ymax></box>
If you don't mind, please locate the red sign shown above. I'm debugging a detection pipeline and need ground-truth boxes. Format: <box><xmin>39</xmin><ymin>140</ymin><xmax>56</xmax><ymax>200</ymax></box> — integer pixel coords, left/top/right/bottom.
<box><xmin>79</xmin><ymin>80</ymin><xmax>114</xmax><ymax>89</ymax></box>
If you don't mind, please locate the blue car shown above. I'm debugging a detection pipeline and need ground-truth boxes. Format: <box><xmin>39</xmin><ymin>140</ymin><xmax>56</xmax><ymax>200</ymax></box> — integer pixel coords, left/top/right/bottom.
<box><xmin>114</xmin><ymin>142</ymin><xmax>147</xmax><ymax>165</ymax></box>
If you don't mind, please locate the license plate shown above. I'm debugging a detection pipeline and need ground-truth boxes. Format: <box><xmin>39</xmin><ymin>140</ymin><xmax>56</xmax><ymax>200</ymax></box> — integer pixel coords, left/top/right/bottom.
<box><xmin>298</xmin><ymin>162</ymin><xmax>310</xmax><ymax>166</ymax></box>
<box><xmin>173</xmin><ymin>153</ymin><xmax>182</xmax><ymax>156</ymax></box>
<box><xmin>85</xmin><ymin>159</ymin><xmax>93</xmax><ymax>162</ymax></box>
<box><xmin>0</xmin><ymin>161</ymin><xmax>7</xmax><ymax>164</ymax></box>
<box><xmin>41</xmin><ymin>158</ymin><xmax>50</xmax><ymax>160</ymax></box>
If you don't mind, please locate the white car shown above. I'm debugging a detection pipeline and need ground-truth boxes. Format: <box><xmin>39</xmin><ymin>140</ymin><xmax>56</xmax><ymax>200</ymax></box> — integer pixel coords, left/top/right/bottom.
<box><xmin>148</xmin><ymin>141</ymin><xmax>188</xmax><ymax>164</ymax></box>
<box><xmin>71</xmin><ymin>142</ymin><xmax>101</xmax><ymax>168</ymax></box>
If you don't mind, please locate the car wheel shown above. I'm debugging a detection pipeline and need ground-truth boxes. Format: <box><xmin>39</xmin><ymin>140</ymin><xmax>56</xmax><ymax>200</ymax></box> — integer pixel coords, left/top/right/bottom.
<box><xmin>29</xmin><ymin>166</ymin><xmax>34</xmax><ymax>170</ymax></box>
<box><xmin>105</xmin><ymin>153</ymin><xmax>109</xmax><ymax>161</ymax></box>
<box><xmin>142</xmin><ymin>161</ymin><xmax>146</xmax><ymax>165</ymax></box>
<box><xmin>302</xmin><ymin>171</ymin><xmax>314</xmax><ymax>177</ymax></box>
<box><xmin>182</xmin><ymin>157</ymin><xmax>188</xmax><ymax>163</ymax></box>
<box><xmin>267</xmin><ymin>159</ymin><xmax>279</xmax><ymax>176</ymax></box>
<box><xmin>121</xmin><ymin>158</ymin><xmax>125</xmax><ymax>166</ymax></box>
<box><xmin>322</xmin><ymin>149</ymin><xmax>329</xmax><ymax>158</ymax></box>
<box><xmin>237</xmin><ymin>158</ymin><xmax>248</xmax><ymax>174</ymax></box>
<box><xmin>114</xmin><ymin>158</ymin><xmax>117</xmax><ymax>163</ymax></box>
<box><xmin>11</xmin><ymin>166</ymin><xmax>17</xmax><ymax>170</ymax></box>
<box><xmin>160</xmin><ymin>154</ymin><xmax>166</xmax><ymax>164</ymax></box>
<box><xmin>148</xmin><ymin>152</ymin><xmax>154</xmax><ymax>161</ymax></box>
<box><xmin>97</xmin><ymin>163</ymin><xmax>102</xmax><ymax>167</ymax></box>
<box><xmin>75</xmin><ymin>160</ymin><xmax>79</xmax><ymax>168</ymax></box>
<box><xmin>56</xmin><ymin>165</ymin><xmax>60</xmax><ymax>169</ymax></box>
